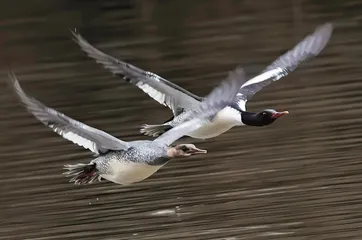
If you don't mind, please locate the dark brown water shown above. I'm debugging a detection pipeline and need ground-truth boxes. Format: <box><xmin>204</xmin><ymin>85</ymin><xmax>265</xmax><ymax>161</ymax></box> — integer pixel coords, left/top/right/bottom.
<box><xmin>1</xmin><ymin>0</ymin><xmax>362</xmax><ymax>239</ymax></box>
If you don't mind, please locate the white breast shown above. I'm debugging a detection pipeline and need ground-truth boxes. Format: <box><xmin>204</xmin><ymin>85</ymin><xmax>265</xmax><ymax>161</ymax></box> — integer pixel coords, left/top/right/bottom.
<box><xmin>100</xmin><ymin>159</ymin><xmax>165</xmax><ymax>185</ymax></box>
<box><xmin>188</xmin><ymin>106</ymin><xmax>243</xmax><ymax>139</ymax></box>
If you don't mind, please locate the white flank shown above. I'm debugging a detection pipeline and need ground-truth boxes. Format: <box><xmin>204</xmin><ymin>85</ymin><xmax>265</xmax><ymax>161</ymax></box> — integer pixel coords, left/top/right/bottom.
<box><xmin>188</xmin><ymin>106</ymin><xmax>242</xmax><ymax>139</ymax></box>
<box><xmin>101</xmin><ymin>159</ymin><xmax>165</xmax><ymax>184</ymax></box>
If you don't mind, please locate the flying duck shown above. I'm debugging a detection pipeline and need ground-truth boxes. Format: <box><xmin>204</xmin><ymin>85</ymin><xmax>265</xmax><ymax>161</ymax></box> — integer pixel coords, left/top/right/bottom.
<box><xmin>9</xmin><ymin>67</ymin><xmax>246</xmax><ymax>185</ymax></box>
<box><xmin>72</xmin><ymin>22</ymin><xmax>333</xmax><ymax>139</ymax></box>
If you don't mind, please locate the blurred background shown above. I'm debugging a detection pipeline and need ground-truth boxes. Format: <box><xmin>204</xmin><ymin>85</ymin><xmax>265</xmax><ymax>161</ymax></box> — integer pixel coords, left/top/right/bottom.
<box><xmin>0</xmin><ymin>0</ymin><xmax>361</xmax><ymax>239</ymax></box>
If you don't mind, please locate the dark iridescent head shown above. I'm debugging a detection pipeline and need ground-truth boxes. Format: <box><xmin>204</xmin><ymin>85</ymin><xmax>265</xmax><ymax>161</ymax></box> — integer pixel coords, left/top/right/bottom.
<box><xmin>241</xmin><ymin>109</ymin><xmax>289</xmax><ymax>126</ymax></box>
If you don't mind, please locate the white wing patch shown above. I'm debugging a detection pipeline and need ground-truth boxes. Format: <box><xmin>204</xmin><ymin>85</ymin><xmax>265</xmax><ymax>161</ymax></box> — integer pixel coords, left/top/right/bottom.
<box><xmin>237</xmin><ymin>99</ymin><xmax>246</xmax><ymax>111</ymax></box>
<box><xmin>240</xmin><ymin>67</ymin><xmax>284</xmax><ymax>88</ymax></box>
<box><xmin>71</xmin><ymin>31</ymin><xmax>202</xmax><ymax>115</ymax></box>
<box><xmin>9</xmin><ymin>71</ymin><xmax>131</xmax><ymax>155</ymax></box>
<box><xmin>55</xmin><ymin>127</ymin><xmax>98</xmax><ymax>153</ymax></box>
<box><xmin>135</xmin><ymin>82</ymin><xmax>167</xmax><ymax>106</ymax></box>
<box><xmin>135</xmin><ymin>81</ymin><xmax>182</xmax><ymax>116</ymax></box>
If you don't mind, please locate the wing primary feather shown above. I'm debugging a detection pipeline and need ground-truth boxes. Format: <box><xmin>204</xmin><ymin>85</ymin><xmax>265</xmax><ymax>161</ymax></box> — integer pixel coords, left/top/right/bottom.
<box><xmin>71</xmin><ymin>30</ymin><xmax>202</xmax><ymax>116</ymax></box>
<box><xmin>8</xmin><ymin>70</ymin><xmax>130</xmax><ymax>154</ymax></box>
<box><xmin>237</xmin><ymin>22</ymin><xmax>333</xmax><ymax>103</ymax></box>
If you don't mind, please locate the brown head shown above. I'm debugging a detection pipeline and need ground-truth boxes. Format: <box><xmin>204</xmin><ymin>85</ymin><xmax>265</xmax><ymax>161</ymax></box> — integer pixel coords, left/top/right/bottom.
<box><xmin>167</xmin><ymin>144</ymin><xmax>207</xmax><ymax>158</ymax></box>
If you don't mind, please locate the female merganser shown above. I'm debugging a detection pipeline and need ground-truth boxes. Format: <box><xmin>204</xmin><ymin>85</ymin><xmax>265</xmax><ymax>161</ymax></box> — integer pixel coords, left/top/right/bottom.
<box><xmin>72</xmin><ymin>23</ymin><xmax>333</xmax><ymax>139</ymax></box>
<box><xmin>9</xmin><ymin>67</ymin><xmax>246</xmax><ymax>185</ymax></box>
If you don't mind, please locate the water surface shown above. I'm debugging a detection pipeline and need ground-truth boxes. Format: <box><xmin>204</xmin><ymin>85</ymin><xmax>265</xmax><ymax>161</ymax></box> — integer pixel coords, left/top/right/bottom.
<box><xmin>1</xmin><ymin>0</ymin><xmax>362</xmax><ymax>239</ymax></box>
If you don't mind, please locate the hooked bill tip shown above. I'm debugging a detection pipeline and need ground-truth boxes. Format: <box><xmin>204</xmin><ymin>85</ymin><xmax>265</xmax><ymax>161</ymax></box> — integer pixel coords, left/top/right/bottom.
<box><xmin>271</xmin><ymin>110</ymin><xmax>289</xmax><ymax>119</ymax></box>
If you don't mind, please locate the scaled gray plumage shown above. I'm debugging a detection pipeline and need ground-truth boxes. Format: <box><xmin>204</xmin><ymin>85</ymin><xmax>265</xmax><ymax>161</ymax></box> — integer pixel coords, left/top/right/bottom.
<box><xmin>9</xmin><ymin>67</ymin><xmax>247</xmax><ymax>185</ymax></box>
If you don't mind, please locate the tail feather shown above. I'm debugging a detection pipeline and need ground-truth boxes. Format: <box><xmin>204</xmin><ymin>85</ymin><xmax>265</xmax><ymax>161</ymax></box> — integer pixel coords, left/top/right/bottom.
<box><xmin>140</xmin><ymin>124</ymin><xmax>172</xmax><ymax>137</ymax></box>
<box><xmin>63</xmin><ymin>163</ymin><xmax>100</xmax><ymax>185</ymax></box>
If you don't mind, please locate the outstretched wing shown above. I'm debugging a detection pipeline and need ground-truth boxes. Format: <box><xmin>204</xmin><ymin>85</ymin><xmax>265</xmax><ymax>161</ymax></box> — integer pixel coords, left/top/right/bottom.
<box><xmin>237</xmin><ymin>22</ymin><xmax>333</xmax><ymax>108</ymax></box>
<box><xmin>71</xmin><ymin>30</ymin><xmax>202</xmax><ymax>116</ymax></box>
<box><xmin>155</xmin><ymin>67</ymin><xmax>247</xmax><ymax>145</ymax></box>
<box><xmin>9</xmin><ymin>71</ymin><xmax>130</xmax><ymax>155</ymax></box>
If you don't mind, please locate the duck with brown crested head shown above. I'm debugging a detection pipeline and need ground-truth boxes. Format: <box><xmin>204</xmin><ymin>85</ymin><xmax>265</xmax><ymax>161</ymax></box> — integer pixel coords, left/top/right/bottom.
<box><xmin>8</xmin><ymin>67</ymin><xmax>246</xmax><ymax>185</ymax></box>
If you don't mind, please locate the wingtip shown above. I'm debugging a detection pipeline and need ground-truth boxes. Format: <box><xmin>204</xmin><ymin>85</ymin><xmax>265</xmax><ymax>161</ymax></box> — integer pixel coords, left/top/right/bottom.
<box><xmin>229</xmin><ymin>66</ymin><xmax>246</xmax><ymax>82</ymax></box>
<box><xmin>234</xmin><ymin>66</ymin><xmax>246</xmax><ymax>76</ymax></box>
<box><xmin>315</xmin><ymin>22</ymin><xmax>334</xmax><ymax>38</ymax></box>
<box><xmin>69</xmin><ymin>28</ymin><xmax>94</xmax><ymax>48</ymax></box>
<box><xmin>311</xmin><ymin>22</ymin><xmax>334</xmax><ymax>55</ymax></box>
<box><xmin>320</xmin><ymin>22</ymin><xmax>334</xmax><ymax>31</ymax></box>
<box><xmin>7</xmin><ymin>69</ymin><xmax>18</xmax><ymax>86</ymax></box>
<box><xmin>7</xmin><ymin>69</ymin><xmax>13</xmax><ymax>78</ymax></box>
<box><xmin>69</xmin><ymin>28</ymin><xmax>78</xmax><ymax>36</ymax></box>
<box><xmin>69</xmin><ymin>28</ymin><xmax>85</xmax><ymax>44</ymax></box>
<box><xmin>6</xmin><ymin>70</ymin><xmax>26</xmax><ymax>101</ymax></box>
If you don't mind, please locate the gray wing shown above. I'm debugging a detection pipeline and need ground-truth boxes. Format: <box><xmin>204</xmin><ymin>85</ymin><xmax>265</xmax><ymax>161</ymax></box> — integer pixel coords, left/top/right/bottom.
<box><xmin>195</xmin><ymin>67</ymin><xmax>248</xmax><ymax>117</ymax></box>
<box><xmin>237</xmin><ymin>22</ymin><xmax>333</xmax><ymax>106</ymax></box>
<box><xmin>71</xmin><ymin>30</ymin><xmax>202</xmax><ymax>116</ymax></box>
<box><xmin>155</xmin><ymin>67</ymin><xmax>247</xmax><ymax>145</ymax></box>
<box><xmin>9</xmin><ymin>71</ymin><xmax>130</xmax><ymax>155</ymax></box>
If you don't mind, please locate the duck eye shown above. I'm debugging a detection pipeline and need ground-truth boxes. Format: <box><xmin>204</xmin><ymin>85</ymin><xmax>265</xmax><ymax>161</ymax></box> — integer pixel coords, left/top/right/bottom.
<box><xmin>180</xmin><ymin>146</ymin><xmax>189</xmax><ymax>152</ymax></box>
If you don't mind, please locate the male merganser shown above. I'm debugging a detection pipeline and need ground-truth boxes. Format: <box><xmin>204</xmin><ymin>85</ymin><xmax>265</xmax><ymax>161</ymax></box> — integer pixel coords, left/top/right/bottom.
<box><xmin>72</xmin><ymin>23</ymin><xmax>333</xmax><ymax>139</ymax></box>
<box><xmin>9</xmin><ymin>67</ymin><xmax>246</xmax><ymax>185</ymax></box>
